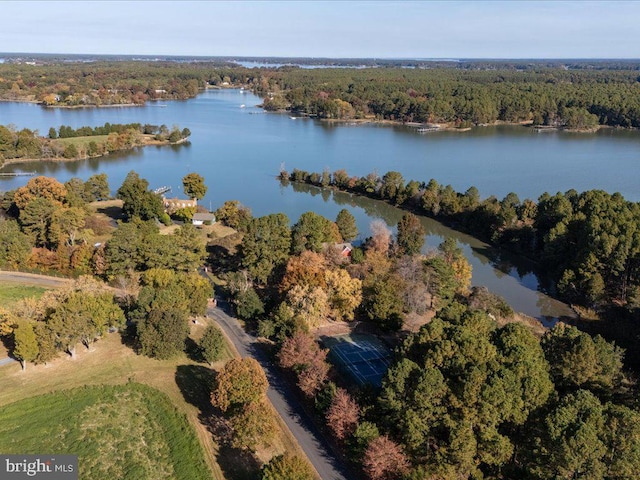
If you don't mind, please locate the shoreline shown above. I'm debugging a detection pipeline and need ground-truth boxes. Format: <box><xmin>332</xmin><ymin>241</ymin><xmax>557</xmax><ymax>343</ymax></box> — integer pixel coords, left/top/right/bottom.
<box><xmin>0</xmin><ymin>137</ymin><xmax>184</xmax><ymax>169</ymax></box>
<box><xmin>315</xmin><ymin>116</ymin><xmax>606</xmax><ymax>133</ymax></box>
<box><xmin>283</xmin><ymin>177</ymin><xmax>577</xmax><ymax>324</ymax></box>
<box><xmin>273</xmin><ymin>108</ymin><xmax>611</xmax><ymax>133</ymax></box>
<box><xmin>0</xmin><ymin>95</ymin><xmax>629</xmax><ymax>133</ymax></box>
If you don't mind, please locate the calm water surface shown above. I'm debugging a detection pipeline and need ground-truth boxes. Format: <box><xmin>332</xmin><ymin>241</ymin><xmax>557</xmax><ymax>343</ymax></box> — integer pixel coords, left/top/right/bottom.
<box><xmin>2</xmin><ymin>89</ymin><xmax>638</xmax><ymax>321</ymax></box>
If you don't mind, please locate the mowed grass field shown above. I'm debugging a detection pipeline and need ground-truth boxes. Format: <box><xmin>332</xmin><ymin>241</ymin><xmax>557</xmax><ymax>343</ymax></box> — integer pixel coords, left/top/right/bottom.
<box><xmin>0</xmin><ymin>281</ymin><xmax>47</xmax><ymax>307</ymax></box>
<box><xmin>0</xmin><ymin>317</ymin><xmax>305</xmax><ymax>480</ymax></box>
<box><xmin>0</xmin><ymin>324</ymin><xmax>228</xmax><ymax>480</ymax></box>
<box><xmin>0</xmin><ymin>383</ymin><xmax>210</xmax><ymax>480</ymax></box>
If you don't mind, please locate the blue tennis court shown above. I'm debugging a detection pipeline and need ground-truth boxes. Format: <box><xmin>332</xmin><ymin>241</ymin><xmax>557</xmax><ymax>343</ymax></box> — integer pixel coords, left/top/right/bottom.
<box><xmin>323</xmin><ymin>334</ymin><xmax>392</xmax><ymax>387</ymax></box>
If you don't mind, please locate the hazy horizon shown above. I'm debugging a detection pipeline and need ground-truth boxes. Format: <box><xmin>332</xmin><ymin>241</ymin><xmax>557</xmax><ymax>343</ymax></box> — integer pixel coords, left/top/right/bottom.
<box><xmin>2</xmin><ymin>1</ymin><xmax>639</xmax><ymax>59</ymax></box>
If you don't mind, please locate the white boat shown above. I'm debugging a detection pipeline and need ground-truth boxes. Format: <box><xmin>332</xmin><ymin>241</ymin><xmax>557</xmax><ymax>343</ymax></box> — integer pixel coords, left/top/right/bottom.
<box><xmin>240</xmin><ymin>104</ymin><xmax>246</xmax><ymax>108</ymax></box>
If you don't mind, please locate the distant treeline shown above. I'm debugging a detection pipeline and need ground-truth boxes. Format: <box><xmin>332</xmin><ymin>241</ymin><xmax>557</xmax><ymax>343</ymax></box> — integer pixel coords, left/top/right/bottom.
<box><xmin>256</xmin><ymin>67</ymin><xmax>640</xmax><ymax>129</ymax></box>
<box><xmin>281</xmin><ymin>168</ymin><xmax>640</xmax><ymax>309</ymax></box>
<box><xmin>3</xmin><ymin>60</ymin><xmax>640</xmax><ymax>128</ymax></box>
<box><xmin>0</xmin><ymin>61</ymin><xmax>255</xmax><ymax>106</ymax></box>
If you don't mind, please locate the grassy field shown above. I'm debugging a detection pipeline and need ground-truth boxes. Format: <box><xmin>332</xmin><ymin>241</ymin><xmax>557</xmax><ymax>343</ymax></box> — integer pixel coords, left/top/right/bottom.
<box><xmin>55</xmin><ymin>134</ymin><xmax>110</xmax><ymax>147</ymax></box>
<box><xmin>0</xmin><ymin>316</ymin><xmax>305</xmax><ymax>480</ymax></box>
<box><xmin>0</xmin><ymin>383</ymin><xmax>211</xmax><ymax>480</ymax></box>
<box><xmin>0</xmin><ymin>281</ymin><xmax>47</xmax><ymax>307</ymax></box>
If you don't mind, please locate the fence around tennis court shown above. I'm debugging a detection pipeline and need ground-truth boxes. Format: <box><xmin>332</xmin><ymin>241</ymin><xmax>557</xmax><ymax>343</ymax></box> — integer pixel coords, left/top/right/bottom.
<box><xmin>322</xmin><ymin>334</ymin><xmax>392</xmax><ymax>387</ymax></box>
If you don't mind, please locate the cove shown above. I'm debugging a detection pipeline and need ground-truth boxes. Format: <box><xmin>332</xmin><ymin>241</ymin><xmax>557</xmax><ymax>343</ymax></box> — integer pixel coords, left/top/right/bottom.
<box><xmin>2</xmin><ymin>89</ymin><xmax>638</xmax><ymax>320</ymax></box>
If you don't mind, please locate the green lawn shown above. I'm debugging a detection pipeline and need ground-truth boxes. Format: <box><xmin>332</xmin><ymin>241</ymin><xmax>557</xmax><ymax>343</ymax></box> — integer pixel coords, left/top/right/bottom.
<box><xmin>0</xmin><ymin>383</ymin><xmax>211</xmax><ymax>480</ymax></box>
<box><xmin>0</xmin><ymin>282</ymin><xmax>47</xmax><ymax>307</ymax></box>
<box><xmin>54</xmin><ymin>135</ymin><xmax>109</xmax><ymax>146</ymax></box>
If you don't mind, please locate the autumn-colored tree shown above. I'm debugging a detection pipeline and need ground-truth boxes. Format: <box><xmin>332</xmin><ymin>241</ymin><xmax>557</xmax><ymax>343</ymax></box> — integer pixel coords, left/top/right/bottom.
<box><xmin>363</xmin><ymin>435</ymin><xmax>410</xmax><ymax>480</ymax></box>
<box><xmin>261</xmin><ymin>454</ymin><xmax>315</xmax><ymax>480</ymax></box>
<box><xmin>13</xmin><ymin>176</ymin><xmax>67</xmax><ymax>209</ymax></box>
<box><xmin>324</xmin><ymin>268</ymin><xmax>362</xmax><ymax>321</ymax></box>
<box><xmin>278</xmin><ymin>332</ymin><xmax>330</xmax><ymax>397</ymax></box>
<box><xmin>326</xmin><ymin>388</ymin><xmax>360</xmax><ymax>440</ymax></box>
<box><xmin>297</xmin><ymin>356</ymin><xmax>330</xmax><ymax>397</ymax></box>
<box><xmin>278</xmin><ymin>332</ymin><xmax>318</xmax><ymax>370</ymax></box>
<box><xmin>230</xmin><ymin>399</ymin><xmax>277</xmax><ymax>451</ymax></box>
<box><xmin>280</xmin><ymin>250</ymin><xmax>328</xmax><ymax>292</ymax></box>
<box><xmin>211</xmin><ymin>358</ymin><xmax>268</xmax><ymax>413</ymax></box>
<box><xmin>285</xmin><ymin>285</ymin><xmax>330</xmax><ymax>329</ymax></box>
<box><xmin>368</xmin><ymin>220</ymin><xmax>392</xmax><ymax>255</ymax></box>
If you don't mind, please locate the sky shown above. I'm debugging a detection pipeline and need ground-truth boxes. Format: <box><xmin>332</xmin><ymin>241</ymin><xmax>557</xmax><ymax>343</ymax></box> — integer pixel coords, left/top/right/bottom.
<box><xmin>2</xmin><ymin>1</ymin><xmax>639</xmax><ymax>59</ymax></box>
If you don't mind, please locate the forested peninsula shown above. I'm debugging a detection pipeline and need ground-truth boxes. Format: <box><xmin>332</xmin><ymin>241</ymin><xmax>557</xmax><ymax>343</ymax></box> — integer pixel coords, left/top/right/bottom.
<box><xmin>0</xmin><ymin>122</ymin><xmax>190</xmax><ymax>166</ymax></box>
<box><xmin>280</xmin><ymin>168</ymin><xmax>640</xmax><ymax>314</ymax></box>
<box><xmin>2</xmin><ymin>59</ymin><xmax>640</xmax><ymax>129</ymax></box>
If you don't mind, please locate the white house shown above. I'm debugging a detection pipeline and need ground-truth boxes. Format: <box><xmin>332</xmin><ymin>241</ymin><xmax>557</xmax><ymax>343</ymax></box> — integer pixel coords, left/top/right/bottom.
<box><xmin>192</xmin><ymin>212</ymin><xmax>216</xmax><ymax>226</ymax></box>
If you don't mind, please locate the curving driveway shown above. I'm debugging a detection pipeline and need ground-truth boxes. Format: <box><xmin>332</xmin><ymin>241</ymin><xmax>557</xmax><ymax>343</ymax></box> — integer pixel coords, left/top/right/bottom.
<box><xmin>208</xmin><ymin>298</ymin><xmax>350</xmax><ymax>480</ymax></box>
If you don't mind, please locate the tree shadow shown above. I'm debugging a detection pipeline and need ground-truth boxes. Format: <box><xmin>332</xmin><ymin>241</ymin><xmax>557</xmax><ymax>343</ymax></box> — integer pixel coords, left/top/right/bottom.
<box><xmin>216</xmin><ymin>445</ymin><xmax>261</xmax><ymax>480</ymax></box>
<box><xmin>95</xmin><ymin>204</ymin><xmax>125</xmax><ymax>222</ymax></box>
<box><xmin>1</xmin><ymin>334</ymin><xmax>15</xmax><ymax>358</ymax></box>
<box><xmin>207</xmin><ymin>241</ymin><xmax>242</xmax><ymax>276</ymax></box>
<box><xmin>118</xmin><ymin>325</ymin><xmax>139</xmax><ymax>352</ymax></box>
<box><xmin>174</xmin><ymin>364</ymin><xmax>261</xmax><ymax>480</ymax></box>
<box><xmin>184</xmin><ymin>336</ymin><xmax>203</xmax><ymax>363</ymax></box>
<box><xmin>175</xmin><ymin>364</ymin><xmax>215</xmax><ymax>410</ymax></box>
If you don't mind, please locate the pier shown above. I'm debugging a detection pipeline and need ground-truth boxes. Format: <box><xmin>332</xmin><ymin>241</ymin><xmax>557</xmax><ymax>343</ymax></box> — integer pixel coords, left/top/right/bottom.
<box><xmin>153</xmin><ymin>186</ymin><xmax>172</xmax><ymax>195</ymax></box>
<box><xmin>0</xmin><ymin>171</ymin><xmax>36</xmax><ymax>177</ymax></box>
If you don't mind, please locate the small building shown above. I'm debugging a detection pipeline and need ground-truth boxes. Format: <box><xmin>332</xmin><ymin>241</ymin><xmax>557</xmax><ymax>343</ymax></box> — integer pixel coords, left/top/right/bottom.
<box><xmin>322</xmin><ymin>242</ymin><xmax>353</xmax><ymax>259</ymax></box>
<box><xmin>335</xmin><ymin>243</ymin><xmax>353</xmax><ymax>257</ymax></box>
<box><xmin>192</xmin><ymin>212</ymin><xmax>216</xmax><ymax>226</ymax></box>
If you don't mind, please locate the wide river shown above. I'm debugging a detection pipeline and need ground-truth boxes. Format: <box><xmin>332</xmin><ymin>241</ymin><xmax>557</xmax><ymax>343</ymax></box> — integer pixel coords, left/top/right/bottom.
<box><xmin>2</xmin><ymin>89</ymin><xmax>639</xmax><ymax>322</ymax></box>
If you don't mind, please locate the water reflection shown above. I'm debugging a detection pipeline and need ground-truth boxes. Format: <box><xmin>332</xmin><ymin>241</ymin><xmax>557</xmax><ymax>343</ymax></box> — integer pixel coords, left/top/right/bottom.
<box><xmin>286</xmin><ymin>180</ymin><xmax>574</xmax><ymax>321</ymax></box>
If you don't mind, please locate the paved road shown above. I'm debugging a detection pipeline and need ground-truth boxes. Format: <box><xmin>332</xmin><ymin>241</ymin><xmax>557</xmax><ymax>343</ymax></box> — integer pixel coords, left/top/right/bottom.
<box><xmin>0</xmin><ymin>270</ymin><xmax>72</xmax><ymax>288</ymax></box>
<box><xmin>208</xmin><ymin>299</ymin><xmax>350</xmax><ymax>480</ymax></box>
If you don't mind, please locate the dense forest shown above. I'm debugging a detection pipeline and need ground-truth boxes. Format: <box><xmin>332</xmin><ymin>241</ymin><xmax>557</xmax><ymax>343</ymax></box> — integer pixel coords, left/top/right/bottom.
<box><xmin>281</xmin><ymin>167</ymin><xmax>640</xmax><ymax>312</ymax></box>
<box><xmin>256</xmin><ymin>67</ymin><xmax>640</xmax><ymax>129</ymax></box>
<box><xmin>2</xmin><ymin>59</ymin><xmax>640</xmax><ymax>129</ymax></box>
<box><xmin>208</xmin><ymin>198</ymin><xmax>640</xmax><ymax>479</ymax></box>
